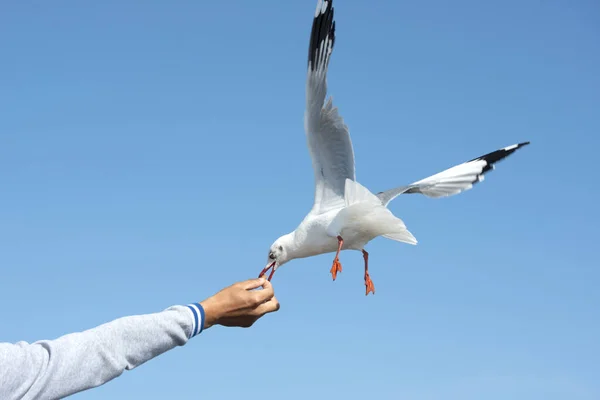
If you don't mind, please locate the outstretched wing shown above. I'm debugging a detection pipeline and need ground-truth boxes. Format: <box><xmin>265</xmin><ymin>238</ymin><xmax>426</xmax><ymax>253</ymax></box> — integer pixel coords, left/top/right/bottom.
<box><xmin>305</xmin><ymin>0</ymin><xmax>356</xmax><ymax>215</ymax></box>
<box><xmin>377</xmin><ymin>142</ymin><xmax>530</xmax><ymax>206</ymax></box>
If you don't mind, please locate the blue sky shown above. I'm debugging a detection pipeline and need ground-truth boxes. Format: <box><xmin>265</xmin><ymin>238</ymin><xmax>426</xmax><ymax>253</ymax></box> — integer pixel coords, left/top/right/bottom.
<box><xmin>1</xmin><ymin>0</ymin><xmax>598</xmax><ymax>399</ymax></box>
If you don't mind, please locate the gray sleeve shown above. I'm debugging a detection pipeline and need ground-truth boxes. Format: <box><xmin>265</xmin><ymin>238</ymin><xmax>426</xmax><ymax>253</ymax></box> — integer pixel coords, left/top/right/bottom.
<box><xmin>0</xmin><ymin>303</ymin><xmax>205</xmax><ymax>400</ymax></box>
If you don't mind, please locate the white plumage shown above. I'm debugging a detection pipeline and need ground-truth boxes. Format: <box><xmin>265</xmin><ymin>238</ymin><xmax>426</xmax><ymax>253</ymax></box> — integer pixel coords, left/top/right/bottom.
<box><xmin>259</xmin><ymin>0</ymin><xmax>530</xmax><ymax>295</ymax></box>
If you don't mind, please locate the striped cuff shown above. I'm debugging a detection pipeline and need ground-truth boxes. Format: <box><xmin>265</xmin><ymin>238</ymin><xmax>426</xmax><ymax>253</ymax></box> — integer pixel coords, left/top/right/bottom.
<box><xmin>185</xmin><ymin>303</ymin><xmax>205</xmax><ymax>339</ymax></box>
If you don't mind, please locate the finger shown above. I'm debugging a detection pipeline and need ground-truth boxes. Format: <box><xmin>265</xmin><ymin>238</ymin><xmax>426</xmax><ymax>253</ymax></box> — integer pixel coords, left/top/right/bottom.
<box><xmin>251</xmin><ymin>297</ymin><xmax>280</xmax><ymax>316</ymax></box>
<box><xmin>251</xmin><ymin>279</ymin><xmax>275</xmax><ymax>304</ymax></box>
<box><xmin>240</xmin><ymin>277</ymin><xmax>267</xmax><ymax>291</ymax></box>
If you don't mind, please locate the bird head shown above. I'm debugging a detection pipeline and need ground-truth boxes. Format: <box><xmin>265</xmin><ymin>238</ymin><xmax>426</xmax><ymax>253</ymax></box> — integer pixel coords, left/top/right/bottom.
<box><xmin>265</xmin><ymin>234</ymin><xmax>294</xmax><ymax>273</ymax></box>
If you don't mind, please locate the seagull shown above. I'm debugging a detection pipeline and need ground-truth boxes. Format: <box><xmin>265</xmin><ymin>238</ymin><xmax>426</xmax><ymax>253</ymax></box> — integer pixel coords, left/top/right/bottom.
<box><xmin>259</xmin><ymin>0</ymin><xmax>530</xmax><ymax>295</ymax></box>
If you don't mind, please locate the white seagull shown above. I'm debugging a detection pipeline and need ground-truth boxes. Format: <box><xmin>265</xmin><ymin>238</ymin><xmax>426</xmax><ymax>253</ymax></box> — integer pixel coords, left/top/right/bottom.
<box><xmin>259</xmin><ymin>0</ymin><xmax>530</xmax><ymax>295</ymax></box>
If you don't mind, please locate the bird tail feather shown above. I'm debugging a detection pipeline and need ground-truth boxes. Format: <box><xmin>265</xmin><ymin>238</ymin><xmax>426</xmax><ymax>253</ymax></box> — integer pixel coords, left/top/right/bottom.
<box><xmin>382</xmin><ymin>230</ymin><xmax>418</xmax><ymax>245</ymax></box>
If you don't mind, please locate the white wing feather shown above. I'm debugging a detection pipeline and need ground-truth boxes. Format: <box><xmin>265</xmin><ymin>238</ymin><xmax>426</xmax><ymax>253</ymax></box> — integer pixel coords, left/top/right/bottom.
<box><xmin>377</xmin><ymin>142</ymin><xmax>530</xmax><ymax>206</ymax></box>
<box><xmin>305</xmin><ymin>0</ymin><xmax>355</xmax><ymax>215</ymax></box>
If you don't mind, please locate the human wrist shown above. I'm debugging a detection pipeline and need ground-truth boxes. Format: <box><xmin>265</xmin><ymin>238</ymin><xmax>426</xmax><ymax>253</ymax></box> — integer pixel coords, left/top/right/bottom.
<box><xmin>199</xmin><ymin>298</ymin><xmax>222</xmax><ymax>330</ymax></box>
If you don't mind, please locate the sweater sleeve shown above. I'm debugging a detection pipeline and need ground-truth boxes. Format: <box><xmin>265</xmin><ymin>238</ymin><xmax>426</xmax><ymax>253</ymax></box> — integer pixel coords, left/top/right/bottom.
<box><xmin>0</xmin><ymin>303</ymin><xmax>205</xmax><ymax>400</ymax></box>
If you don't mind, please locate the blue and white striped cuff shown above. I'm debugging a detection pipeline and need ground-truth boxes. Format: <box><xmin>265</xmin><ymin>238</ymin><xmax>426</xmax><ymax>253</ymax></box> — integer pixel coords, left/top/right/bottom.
<box><xmin>185</xmin><ymin>303</ymin><xmax>205</xmax><ymax>339</ymax></box>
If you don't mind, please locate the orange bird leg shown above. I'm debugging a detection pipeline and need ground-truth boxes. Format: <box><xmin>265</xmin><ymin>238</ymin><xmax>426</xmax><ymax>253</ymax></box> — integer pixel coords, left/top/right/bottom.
<box><xmin>330</xmin><ymin>235</ymin><xmax>344</xmax><ymax>280</ymax></box>
<box><xmin>363</xmin><ymin>249</ymin><xmax>375</xmax><ymax>295</ymax></box>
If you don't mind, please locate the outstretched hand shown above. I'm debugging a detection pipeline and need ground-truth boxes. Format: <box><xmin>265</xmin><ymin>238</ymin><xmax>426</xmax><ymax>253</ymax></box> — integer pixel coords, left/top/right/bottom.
<box><xmin>199</xmin><ymin>277</ymin><xmax>280</xmax><ymax>329</ymax></box>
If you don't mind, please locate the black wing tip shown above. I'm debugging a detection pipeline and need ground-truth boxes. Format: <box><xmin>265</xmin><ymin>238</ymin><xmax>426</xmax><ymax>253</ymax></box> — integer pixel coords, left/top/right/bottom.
<box><xmin>471</xmin><ymin>141</ymin><xmax>530</xmax><ymax>175</ymax></box>
<box><xmin>307</xmin><ymin>0</ymin><xmax>336</xmax><ymax>70</ymax></box>
<box><xmin>470</xmin><ymin>141</ymin><xmax>530</xmax><ymax>161</ymax></box>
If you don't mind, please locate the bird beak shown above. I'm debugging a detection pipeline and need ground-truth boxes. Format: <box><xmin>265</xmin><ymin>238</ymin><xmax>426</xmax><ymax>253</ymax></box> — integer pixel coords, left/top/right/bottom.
<box><xmin>259</xmin><ymin>261</ymin><xmax>277</xmax><ymax>281</ymax></box>
<box><xmin>265</xmin><ymin>261</ymin><xmax>277</xmax><ymax>276</ymax></box>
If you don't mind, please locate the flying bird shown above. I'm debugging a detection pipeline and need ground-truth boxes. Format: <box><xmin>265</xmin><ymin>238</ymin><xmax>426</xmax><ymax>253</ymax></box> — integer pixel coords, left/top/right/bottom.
<box><xmin>259</xmin><ymin>0</ymin><xmax>530</xmax><ymax>295</ymax></box>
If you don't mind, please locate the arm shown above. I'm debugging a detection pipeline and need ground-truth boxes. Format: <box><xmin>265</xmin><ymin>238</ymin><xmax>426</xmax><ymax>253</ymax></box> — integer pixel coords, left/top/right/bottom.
<box><xmin>0</xmin><ymin>277</ymin><xmax>279</xmax><ymax>400</ymax></box>
<box><xmin>0</xmin><ymin>304</ymin><xmax>202</xmax><ymax>400</ymax></box>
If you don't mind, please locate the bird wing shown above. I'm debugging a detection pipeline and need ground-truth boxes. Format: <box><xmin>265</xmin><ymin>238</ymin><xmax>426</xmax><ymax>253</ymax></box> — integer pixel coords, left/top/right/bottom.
<box><xmin>377</xmin><ymin>142</ymin><xmax>530</xmax><ymax>206</ymax></box>
<box><xmin>305</xmin><ymin>0</ymin><xmax>356</xmax><ymax>215</ymax></box>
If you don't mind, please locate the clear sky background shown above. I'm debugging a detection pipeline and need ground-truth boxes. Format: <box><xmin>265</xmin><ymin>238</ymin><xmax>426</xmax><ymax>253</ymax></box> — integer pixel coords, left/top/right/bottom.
<box><xmin>1</xmin><ymin>0</ymin><xmax>598</xmax><ymax>399</ymax></box>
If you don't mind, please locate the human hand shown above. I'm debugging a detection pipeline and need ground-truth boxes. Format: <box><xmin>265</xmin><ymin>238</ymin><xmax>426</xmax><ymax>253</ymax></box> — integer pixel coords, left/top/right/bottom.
<box><xmin>199</xmin><ymin>277</ymin><xmax>280</xmax><ymax>329</ymax></box>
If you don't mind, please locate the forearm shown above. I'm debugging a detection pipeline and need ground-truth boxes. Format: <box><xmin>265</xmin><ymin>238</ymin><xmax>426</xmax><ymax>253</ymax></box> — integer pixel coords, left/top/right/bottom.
<box><xmin>0</xmin><ymin>303</ymin><xmax>205</xmax><ymax>400</ymax></box>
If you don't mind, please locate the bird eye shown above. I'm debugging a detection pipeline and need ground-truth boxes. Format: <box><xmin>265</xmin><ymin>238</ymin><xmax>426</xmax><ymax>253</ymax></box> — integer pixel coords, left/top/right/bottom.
<box><xmin>269</xmin><ymin>252</ymin><xmax>275</xmax><ymax>260</ymax></box>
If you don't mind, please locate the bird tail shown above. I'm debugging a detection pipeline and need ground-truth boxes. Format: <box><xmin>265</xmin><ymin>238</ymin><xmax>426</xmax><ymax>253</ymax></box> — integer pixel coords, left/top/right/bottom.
<box><xmin>382</xmin><ymin>230</ymin><xmax>418</xmax><ymax>245</ymax></box>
